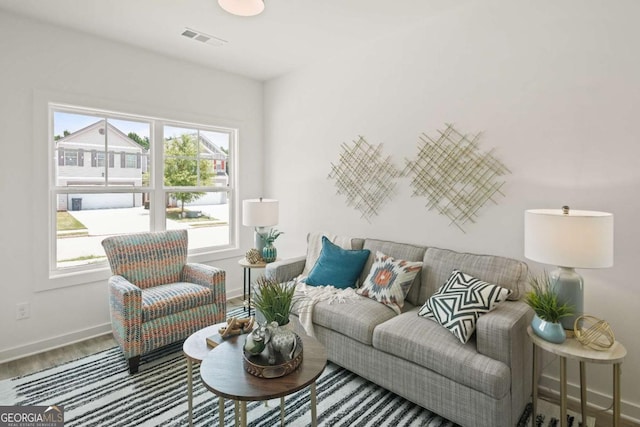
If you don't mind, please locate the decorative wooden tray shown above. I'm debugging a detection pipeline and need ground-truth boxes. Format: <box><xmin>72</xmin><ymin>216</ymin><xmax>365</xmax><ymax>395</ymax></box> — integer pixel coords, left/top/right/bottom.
<box><xmin>243</xmin><ymin>334</ymin><xmax>303</xmax><ymax>379</ymax></box>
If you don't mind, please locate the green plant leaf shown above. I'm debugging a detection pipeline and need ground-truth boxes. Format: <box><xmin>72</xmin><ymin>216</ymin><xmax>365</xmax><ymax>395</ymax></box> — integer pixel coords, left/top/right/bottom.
<box><xmin>251</xmin><ymin>276</ymin><xmax>296</xmax><ymax>326</ymax></box>
<box><xmin>524</xmin><ymin>272</ymin><xmax>574</xmax><ymax>323</ymax></box>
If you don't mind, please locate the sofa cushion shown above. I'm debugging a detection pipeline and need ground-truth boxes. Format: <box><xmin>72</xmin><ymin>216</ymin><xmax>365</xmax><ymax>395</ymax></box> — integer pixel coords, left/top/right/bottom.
<box><xmin>359</xmin><ymin>239</ymin><xmax>427</xmax><ymax>306</ymax></box>
<box><xmin>420</xmin><ymin>247</ymin><xmax>527</xmax><ymax>303</ymax></box>
<box><xmin>142</xmin><ymin>282</ymin><xmax>213</xmax><ymax>322</ymax></box>
<box><xmin>357</xmin><ymin>251</ymin><xmax>423</xmax><ymax>314</ymax></box>
<box><xmin>306</xmin><ymin>236</ymin><xmax>370</xmax><ymax>289</ymax></box>
<box><xmin>417</xmin><ymin>270</ymin><xmax>511</xmax><ymax>343</ymax></box>
<box><xmin>298</xmin><ymin>295</ymin><xmax>399</xmax><ymax>345</ymax></box>
<box><xmin>372</xmin><ymin>308</ymin><xmax>511</xmax><ymax>399</ymax></box>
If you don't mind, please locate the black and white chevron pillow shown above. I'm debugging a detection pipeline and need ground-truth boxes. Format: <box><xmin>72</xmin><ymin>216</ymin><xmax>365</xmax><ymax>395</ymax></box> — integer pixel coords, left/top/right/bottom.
<box><xmin>418</xmin><ymin>269</ymin><xmax>511</xmax><ymax>343</ymax></box>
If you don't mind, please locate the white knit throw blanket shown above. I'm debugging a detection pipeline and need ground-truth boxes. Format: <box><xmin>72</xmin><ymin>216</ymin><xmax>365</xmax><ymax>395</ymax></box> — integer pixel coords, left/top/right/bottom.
<box><xmin>294</xmin><ymin>278</ymin><xmax>359</xmax><ymax>337</ymax></box>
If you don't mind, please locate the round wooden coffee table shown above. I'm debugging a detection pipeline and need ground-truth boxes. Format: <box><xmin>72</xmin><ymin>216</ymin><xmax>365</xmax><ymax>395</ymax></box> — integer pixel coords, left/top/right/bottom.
<box><xmin>200</xmin><ymin>331</ymin><xmax>327</xmax><ymax>427</ymax></box>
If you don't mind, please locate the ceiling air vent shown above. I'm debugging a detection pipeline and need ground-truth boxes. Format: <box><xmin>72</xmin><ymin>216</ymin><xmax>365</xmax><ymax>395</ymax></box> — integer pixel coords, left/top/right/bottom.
<box><xmin>181</xmin><ymin>27</ymin><xmax>227</xmax><ymax>47</ymax></box>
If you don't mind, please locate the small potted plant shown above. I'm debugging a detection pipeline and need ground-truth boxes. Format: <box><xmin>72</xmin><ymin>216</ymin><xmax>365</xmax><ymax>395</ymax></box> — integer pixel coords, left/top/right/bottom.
<box><xmin>251</xmin><ymin>276</ymin><xmax>296</xmax><ymax>327</ymax></box>
<box><xmin>245</xmin><ymin>277</ymin><xmax>300</xmax><ymax>369</ymax></box>
<box><xmin>259</xmin><ymin>228</ymin><xmax>284</xmax><ymax>262</ymax></box>
<box><xmin>524</xmin><ymin>272</ymin><xmax>574</xmax><ymax>344</ymax></box>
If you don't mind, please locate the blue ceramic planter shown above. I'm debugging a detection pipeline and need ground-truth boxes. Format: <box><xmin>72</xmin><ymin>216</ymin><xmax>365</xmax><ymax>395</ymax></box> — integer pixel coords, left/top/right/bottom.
<box><xmin>262</xmin><ymin>244</ymin><xmax>277</xmax><ymax>263</ymax></box>
<box><xmin>531</xmin><ymin>314</ymin><xmax>566</xmax><ymax>344</ymax></box>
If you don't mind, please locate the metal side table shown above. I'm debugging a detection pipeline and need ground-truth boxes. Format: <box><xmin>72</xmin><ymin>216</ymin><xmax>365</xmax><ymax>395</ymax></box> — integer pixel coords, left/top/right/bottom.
<box><xmin>528</xmin><ymin>326</ymin><xmax>627</xmax><ymax>427</ymax></box>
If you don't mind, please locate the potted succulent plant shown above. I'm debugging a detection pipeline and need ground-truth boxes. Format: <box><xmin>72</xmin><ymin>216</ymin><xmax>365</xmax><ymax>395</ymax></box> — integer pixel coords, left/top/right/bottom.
<box><xmin>259</xmin><ymin>228</ymin><xmax>284</xmax><ymax>262</ymax></box>
<box><xmin>524</xmin><ymin>272</ymin><xmax>574</xmax><ymax>344</ymax></box>
<box><xmin>251</xmin><ymin>276</ymin><xmax>296</xmax><ymax>326</ymax></box>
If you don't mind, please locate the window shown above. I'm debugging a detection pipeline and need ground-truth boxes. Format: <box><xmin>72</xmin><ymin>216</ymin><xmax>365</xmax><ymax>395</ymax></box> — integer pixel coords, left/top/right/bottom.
<box><xmin>124</xmin><ymin>153</ymin><xmax>138</xmax><ymax>168</ymax></box>
<box><xmin>50</xmin><ymin>104</ymin><xmax>236</xmax><ymax>274</ymax></box>
<box><xmin>95</xmin><ymin>151</ymin><xmax>105</xmax><ymax>168</ymax></box>
<box><xmin>63</xmin><ymin>150</ymin><xmax>79</xmax><ymax>166</ymax></box>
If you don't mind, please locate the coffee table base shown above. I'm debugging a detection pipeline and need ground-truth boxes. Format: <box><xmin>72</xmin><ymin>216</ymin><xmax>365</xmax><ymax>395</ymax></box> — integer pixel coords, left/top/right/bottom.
<box><xmin>216</xmin><ymin>383</ymin><xmax>317</xmax><ymax>427</ymax></box>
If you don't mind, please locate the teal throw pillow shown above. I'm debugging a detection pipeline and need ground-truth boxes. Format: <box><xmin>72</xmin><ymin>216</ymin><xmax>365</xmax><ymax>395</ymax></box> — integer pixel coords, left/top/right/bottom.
<box><xmin>305</xmin><ymin>236</ymin><xmax>370</xmax><ymax>289</ymax></box>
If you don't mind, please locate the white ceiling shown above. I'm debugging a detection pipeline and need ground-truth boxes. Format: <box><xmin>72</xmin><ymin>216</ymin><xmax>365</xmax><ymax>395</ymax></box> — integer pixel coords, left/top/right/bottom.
<box><xmin>0</xmin><ymin>0</ymin><xmax>462</xmax><ymax>81</ymax></box>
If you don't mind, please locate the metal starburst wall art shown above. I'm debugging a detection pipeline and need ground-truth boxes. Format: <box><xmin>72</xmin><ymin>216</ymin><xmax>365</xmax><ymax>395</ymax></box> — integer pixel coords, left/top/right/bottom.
<box><xmin>403</xmin><ymin>124</ymin><xmax>510</xmax><ymax>232</ymax></box>
<box><xmin>328</xmin><ymin>136</ymin><xmax>401</xmax><ymax>222</ymax></box>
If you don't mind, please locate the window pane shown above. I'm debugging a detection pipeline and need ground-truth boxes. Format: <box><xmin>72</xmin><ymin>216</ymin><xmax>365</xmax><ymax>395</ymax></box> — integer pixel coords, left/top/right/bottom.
<box><xmin>164</xmin><ymin>126</ymin><xmax>199</xmax><ymax>187</ymax></box>
<box><xmin>166</xmin><ymin>191</ymin><xmax>230</xmax><ymax>250</ymax></box>
<box><xmin>53</xmin><ymin>112</ymin><xmax>151</xmax><ymax>188</ymax></box>
<box><xmin>54</xmin><ymin>111</ymin><xmax>105</xmax><ymax>186</ymax></box>
<box><xmin>201</xmin><ymin>130</ymin><xmax>230</xmax><ymax>186</ymax></box>
<box><xmin>56</xmin><ymin>192</ymin><xmax>150</xmax><ymax>269</ymax></box>
<box><xmin>96</xmin><ymin>152</ymin><xmax>106</xmax><ymax>167</ymax></box>
<box><xmin>164</xmin><ymin>126</ymin><xmax>229</xmax><ymax>188</ymax></box>
<box><xmin>107</xmin><ymin>118</ymin><xmax>150</xmax><ymax>187</ymax></box>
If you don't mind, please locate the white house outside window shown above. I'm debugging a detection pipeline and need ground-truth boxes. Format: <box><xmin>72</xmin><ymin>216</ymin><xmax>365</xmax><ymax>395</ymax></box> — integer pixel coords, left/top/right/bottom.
<box><xmin>50</xmin><ymin>104</ymin><xmax>236</xmax><ymax>275</ymax></box>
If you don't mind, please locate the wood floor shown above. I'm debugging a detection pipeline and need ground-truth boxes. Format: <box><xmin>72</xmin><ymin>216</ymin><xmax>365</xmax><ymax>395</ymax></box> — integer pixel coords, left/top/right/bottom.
<box><xmin>1</xmin><ymin>296</ymin><xmax>636</xmax><ymax>427</ymax></box>
<box><xmin>0</xmin><ymin>297</ymin><xmax>245</xmax><ymax>381</ymax></box>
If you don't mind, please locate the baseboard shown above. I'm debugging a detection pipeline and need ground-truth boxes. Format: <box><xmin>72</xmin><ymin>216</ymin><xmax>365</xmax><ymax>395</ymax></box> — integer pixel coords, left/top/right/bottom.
<box><xmin>539</xmin><ymin>373</ymin><xmax>640</xmax><ymax>425</ymax></box>
<box><xmin>0</xmin><ymin>322</ymin><xmax>112</xmax><ymax>364</ymax></box>
<box><xmin>0</xmin><ymin>296</ymin><xmax>246</xmax><ymax>364</ymax></box>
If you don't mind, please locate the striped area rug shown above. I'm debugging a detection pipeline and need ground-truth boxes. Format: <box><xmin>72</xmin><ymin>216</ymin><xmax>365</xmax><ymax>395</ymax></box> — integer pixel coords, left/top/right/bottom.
<box><xmin>0</xmin><ymin>309</ymin><xmax>460</xmax><ymax>426</ymax></box>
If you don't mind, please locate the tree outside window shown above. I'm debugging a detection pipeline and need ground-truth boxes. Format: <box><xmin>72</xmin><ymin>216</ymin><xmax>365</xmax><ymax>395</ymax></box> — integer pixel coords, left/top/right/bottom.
<box><xmin>164</xmin><ymin>133</ymin><xmax>214</xmax><ymax>213</ymax></box>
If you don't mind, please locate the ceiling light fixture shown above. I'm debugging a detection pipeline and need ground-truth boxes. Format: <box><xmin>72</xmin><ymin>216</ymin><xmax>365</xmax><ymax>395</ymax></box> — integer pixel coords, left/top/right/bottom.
<box><xmin>218</xmin><ymin>0</ymin><xmax>265</xmax><ymax>16</ymax></box>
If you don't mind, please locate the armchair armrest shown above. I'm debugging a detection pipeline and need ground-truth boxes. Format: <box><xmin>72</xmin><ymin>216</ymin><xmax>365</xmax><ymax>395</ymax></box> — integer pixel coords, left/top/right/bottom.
<box><xmin>182</xmin><ymin>263</ymin><xmax>226</xmax><ymax>318</ymax></box>
<box><xmin>265</xmin><ymin>256</ymin><xmax>306</xmax><ymax>283</ymax></box>
<box><xmin>108</xmin><ymin>275</ymin><xmax>142</xmax><ymax>359</ymax></box>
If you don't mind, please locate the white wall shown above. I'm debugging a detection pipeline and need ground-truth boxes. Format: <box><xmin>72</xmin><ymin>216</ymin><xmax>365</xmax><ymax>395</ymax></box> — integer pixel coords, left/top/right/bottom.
<box><xmin>265</xmin><ymin>0</ymin><xmax>640</xmax><ymax>422</ymax></box>
<box><xmin>0</xmin><ymin>11</ymin><xmax>262</xmax><ymax>360</ymax></box>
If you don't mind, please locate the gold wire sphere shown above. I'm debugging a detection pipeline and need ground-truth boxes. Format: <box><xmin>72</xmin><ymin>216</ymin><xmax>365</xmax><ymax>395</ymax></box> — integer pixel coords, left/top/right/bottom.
<box><xmin>574</xmin><ymin>315</ymin><xmax>615</xmax><ymax>351</ymax></box>
<box><xmin>245</xmin><ymin>248</ymin><xmax>263</xmax><ymax>264</ymax></box>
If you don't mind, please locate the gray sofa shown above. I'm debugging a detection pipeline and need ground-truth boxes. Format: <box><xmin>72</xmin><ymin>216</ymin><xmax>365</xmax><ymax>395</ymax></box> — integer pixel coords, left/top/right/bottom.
<box><xmin>266</xmin><ymin>236</ymin><xmax>533</xmax><ymax>427</ymax></box>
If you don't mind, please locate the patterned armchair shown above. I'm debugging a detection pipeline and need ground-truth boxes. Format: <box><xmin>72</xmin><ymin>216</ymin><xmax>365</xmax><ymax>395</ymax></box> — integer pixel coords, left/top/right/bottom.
<box><xmin>102</xmin><ymin>229</ymin><xmax>226</xmax><ymax>374</ymax></box>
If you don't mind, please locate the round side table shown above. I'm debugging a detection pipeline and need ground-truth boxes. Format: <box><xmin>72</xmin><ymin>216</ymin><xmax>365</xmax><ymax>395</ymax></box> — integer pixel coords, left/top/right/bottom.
<box><xmin>238</xmin><ymin>258</ymin><xmax>268</xmax><ymax>314</ymax></box>
<box><xmin>183</xmin><ymin>323</ymin><xmax>226</xmax><ymax>426</ymax></box>
<box><xmin>528</xmin><ymin>326</ymin><xmax>626</xmax><ymax>427</ymax></box>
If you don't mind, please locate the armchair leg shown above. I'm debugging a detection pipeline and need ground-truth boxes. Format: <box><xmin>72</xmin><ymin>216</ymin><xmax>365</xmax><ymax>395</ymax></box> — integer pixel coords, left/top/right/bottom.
<box><xmin>128</xmin><ymin>356</ymin><xmax>141</xmax><ymax>374</ymax></box>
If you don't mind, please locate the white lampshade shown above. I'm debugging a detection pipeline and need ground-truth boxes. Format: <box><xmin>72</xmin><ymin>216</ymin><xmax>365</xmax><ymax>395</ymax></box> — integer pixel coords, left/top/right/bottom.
<box><xmin>218</xmin><ymin>0</ymin><xmax>264</xmax><ymax>16</ymax></box>
<box><xmin>242</xmin><ymin>198</ymin><xmax>278</xmax><ymax>227</ymax></box>
<box><xmin>524</xmin><ymin>208</ymin><xmax>614</xmax><ymax>268</ymax></box>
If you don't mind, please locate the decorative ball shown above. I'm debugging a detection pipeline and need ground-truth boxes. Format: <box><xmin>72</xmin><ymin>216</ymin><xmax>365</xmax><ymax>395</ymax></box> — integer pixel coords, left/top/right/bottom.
<box><xmin>574</xmin><ymin>315</ymin><xmax>615</xmax><ymax>351</ymax></box>
<box><xmin>245</xmin><ymin>248</ymin><xmax>263</xmax><ymax>264</ymax></box>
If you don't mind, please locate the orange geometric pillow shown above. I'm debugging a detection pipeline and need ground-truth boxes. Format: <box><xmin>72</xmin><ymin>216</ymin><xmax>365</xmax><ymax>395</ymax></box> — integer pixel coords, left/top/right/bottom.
<box><xmin>357</xmin><ymin>251</ymin><xmax>423</xmax><ymax>314</ymax></box>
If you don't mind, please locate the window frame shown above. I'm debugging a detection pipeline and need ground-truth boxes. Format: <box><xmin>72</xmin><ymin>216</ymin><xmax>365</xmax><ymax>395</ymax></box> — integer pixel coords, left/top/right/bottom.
<box><xmin>48</xmin><ymin>103</ymin><xmax>239</xmax><ymax>280</ymax></box>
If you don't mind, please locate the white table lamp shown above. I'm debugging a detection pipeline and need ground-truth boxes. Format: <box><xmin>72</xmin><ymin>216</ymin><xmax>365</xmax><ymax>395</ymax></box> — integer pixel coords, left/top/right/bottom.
<box><xmin>242</xmin><ymin>198</ymin><xmax>279</xmax><ymax>252</ymax></box>
<box><xmin>524</xmin><ymin>206</ymin><xmax>613</xmax><ymax>330</ymax></box>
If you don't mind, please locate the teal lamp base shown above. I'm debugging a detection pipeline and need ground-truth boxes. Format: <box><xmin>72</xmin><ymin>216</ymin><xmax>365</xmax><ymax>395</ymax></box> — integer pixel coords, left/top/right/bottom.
<box><xmin>550</xmin><ymin>267</ymin><xmax>583</xmax><ymax>331</ymax></box>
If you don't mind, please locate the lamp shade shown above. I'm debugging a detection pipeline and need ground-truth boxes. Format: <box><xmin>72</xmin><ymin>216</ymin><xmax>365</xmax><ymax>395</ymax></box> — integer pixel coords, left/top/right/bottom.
<box><xmin>218</xmin><ymin>0</ymin><xmax>264</xmax><ymax>16</ymax></box>
<box><xmin>242</xmin><ymin>198</ymin><xmax>278</xmax><ymax>227</ymax></box>
<box><xmin>524</xmin><ymin>208</ymin><xmax>613</xmax><ymax>268</ymax></box>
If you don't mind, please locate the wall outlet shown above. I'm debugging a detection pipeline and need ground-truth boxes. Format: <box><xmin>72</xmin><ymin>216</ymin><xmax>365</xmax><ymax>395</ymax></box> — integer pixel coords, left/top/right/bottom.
<box><xmin>16</xmin><ymin>302</ymin><xmax>30</xmax><ymax>320</ymax></box>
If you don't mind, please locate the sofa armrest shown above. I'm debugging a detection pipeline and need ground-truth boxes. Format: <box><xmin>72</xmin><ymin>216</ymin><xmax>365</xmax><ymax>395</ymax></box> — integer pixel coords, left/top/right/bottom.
<box><xmin>182</xmin><ymin>263</ymin><xmax>227</xmax><ymax>321</ymax></box>
<box><xmin>476</xmin><ymin>300</ymin><xmax>533</xmax><ymax>426</ymax></box>
<box><xmin>476</xmin><ymin>300</ymin><xmax>533</xmax><ymax>366</ymax></box>
<box><xmin>265</xmin><ymin>256</ymin><xmax>306</xmax><ymax>283</ymax></box>
<box><xmin>108</xmin><ymin>275</ymin><xmax>142</xmax><ymax>358</ymax></box>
